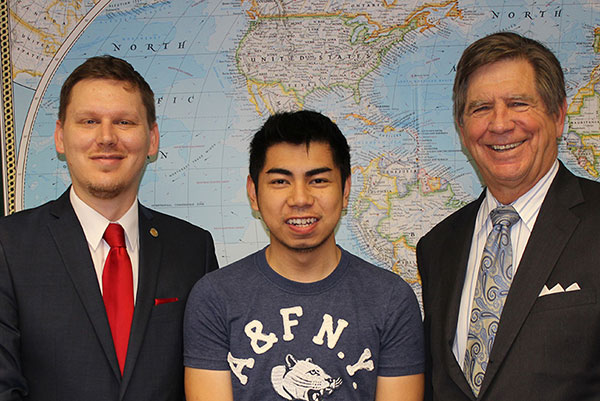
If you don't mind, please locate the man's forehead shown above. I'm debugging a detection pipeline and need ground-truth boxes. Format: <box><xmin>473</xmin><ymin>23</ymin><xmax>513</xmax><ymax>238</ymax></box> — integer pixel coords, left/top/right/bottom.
<box><xmin>265</xmin><ymin>141</ymin><xmax>333</xmax><ymax>156</ymax></box>
<box><xmin>66</xmin><ymin>79</ymin><xmax>145</xmax><ymax>113</ymax></box>
<box><xmin>68</xmin><ymin>78</ymin><xmax>141</xmax><ymax>103</ymax></box>
<box><xmin>262</xmin><ymin>141</ymin><xmax>336</xmax><ymax>170</ymax></box>
<box><xmin>467</xmin><ymin>60</ymin><xmax>537</xmax><ymax>94</ymax></box>
<box><xmin>469</xmin><ymin>58</ymin><xmax>534</xmax><ymax>81</ymax></box>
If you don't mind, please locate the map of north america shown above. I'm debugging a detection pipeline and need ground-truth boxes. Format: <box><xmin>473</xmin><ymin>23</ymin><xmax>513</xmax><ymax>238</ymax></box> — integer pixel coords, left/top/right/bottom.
<box><xmin>8</xmin><ymin>0</ymin><xmax>600</xmax><ymax>300</ymax></box>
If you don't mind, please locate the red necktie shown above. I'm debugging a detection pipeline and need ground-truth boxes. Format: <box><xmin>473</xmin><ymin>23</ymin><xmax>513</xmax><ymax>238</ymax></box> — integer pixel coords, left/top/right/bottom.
<box><xmin>102</xmin><ymin>223</ymin><xmax>134</xmax><ymax>376</ymax></box>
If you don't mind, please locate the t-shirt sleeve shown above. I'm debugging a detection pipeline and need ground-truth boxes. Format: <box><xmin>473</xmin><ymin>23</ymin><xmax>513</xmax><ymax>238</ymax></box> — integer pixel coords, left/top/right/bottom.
<box><xmin>377</xmin><ymin>278</ymin><xmax>425</xmax><ymax>377</ymax></box>
<box><xmin>183</xmin><ymin>275</ymin><xmax>231</xmax><ymax>370</ymax></box>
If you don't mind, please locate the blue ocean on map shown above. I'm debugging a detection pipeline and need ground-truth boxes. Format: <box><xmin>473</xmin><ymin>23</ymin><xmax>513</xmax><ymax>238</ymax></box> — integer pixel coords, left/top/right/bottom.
<box><xmin>11</xmin><ymin>0</ymin><xmax>600</xmax><ymax>294</ymax></box>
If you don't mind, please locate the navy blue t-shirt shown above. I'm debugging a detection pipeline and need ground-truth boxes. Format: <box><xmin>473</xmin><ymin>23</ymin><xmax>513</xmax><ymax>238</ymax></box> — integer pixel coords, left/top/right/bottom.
<box><xmin>184</xmin><ymin>247</ymin><xmax>424</xmax><ymax>400</ymax></box>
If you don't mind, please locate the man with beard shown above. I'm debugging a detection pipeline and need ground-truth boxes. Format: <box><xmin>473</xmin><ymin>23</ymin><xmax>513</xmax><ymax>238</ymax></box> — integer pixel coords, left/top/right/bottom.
<box><xmin>183</xmin><ymin>110</ymin><xmax>424</xmax><ymax>401</ymax></box>
<box><xmin>0</xmin><ymin>55</ymin><xmax>218</xmax><ymax>400</ymax></box>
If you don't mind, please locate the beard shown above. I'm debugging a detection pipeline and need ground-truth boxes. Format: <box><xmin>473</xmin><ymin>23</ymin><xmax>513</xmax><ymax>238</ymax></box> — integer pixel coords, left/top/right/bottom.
<box><xmin>85</xmin><ymin>181</ymin><xmax>126</xmax><ymax>200</ymax></box>
<box><xmin>274</xmin><ymin>229</ymin><xmax>335</xmax><ymax>254</ymax></box>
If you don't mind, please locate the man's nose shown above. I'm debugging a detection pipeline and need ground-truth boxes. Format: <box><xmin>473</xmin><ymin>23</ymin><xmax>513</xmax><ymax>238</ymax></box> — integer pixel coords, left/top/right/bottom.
<box><xmin>287</xmin><ymin>183</ymin><xmax>314</xmax><ymax>207</ymax></box>
<box><xmin>488</xmin><ymin>104</ymin><xmax>514</xmax><ymax>133</ymax></box>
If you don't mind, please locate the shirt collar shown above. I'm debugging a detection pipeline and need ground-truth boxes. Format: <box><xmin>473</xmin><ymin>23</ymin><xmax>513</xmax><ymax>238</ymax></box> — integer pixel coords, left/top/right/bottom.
<box><xmin>511</xmin><ymin>160</ymin><xmax>559</xmax><ymax>231</ymax></box>
<box><xmin>476</xmin><ymin>159</ymin><xmax>559</xmax><ymax>233</ymax></box>
<box><xmin>69</xmin><ymin>187</ymin><xmax>139</xmax><ymax>251</ymax></box>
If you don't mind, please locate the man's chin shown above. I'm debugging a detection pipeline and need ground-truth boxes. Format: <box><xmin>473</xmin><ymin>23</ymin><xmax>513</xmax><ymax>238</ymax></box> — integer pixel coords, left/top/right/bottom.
<box><xmin>282</xmin><ymin>236</ymin><xmax>334</xmax><ymax>254</ymax></box>
<box><xmin>289</xmin><ymin>245</ymin><xmax>318</xmax><ymax>253</ymax></box>
<box><xmin>86</xmin><ymin>183</ymin><xmax>124</xmax><ymax>200</ymax></box>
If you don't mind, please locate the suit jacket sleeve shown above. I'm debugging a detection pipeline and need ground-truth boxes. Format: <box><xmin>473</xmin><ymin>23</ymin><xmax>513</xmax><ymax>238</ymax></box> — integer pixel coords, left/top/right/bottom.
<box><xmin>0</xmin><ymin>237</ymin><xmax>27</xmax><ymax>400</ymax></box>
<box><xmin>417</xmin><ymin>238</ymin><xmax>434</xmax><ymax>401</ymax></box>
<box><xmin>203</xmin><ymin>231</ymin><xmax>219</xmax><ymax>274</ymax></box>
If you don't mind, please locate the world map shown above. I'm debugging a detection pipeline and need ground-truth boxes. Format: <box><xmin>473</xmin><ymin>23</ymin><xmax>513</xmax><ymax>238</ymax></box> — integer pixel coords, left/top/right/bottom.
<box><xmin>7</xmin><ymin>0</ymin><xmax>600</xmax><ymax>301</ymax></box>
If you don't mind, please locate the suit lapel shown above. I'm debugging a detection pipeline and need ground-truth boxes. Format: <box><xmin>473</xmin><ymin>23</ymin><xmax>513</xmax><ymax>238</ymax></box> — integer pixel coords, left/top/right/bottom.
<box><xmin>120</xmin><ymin>205</ymin><xmax>162</xmax><ymax>398</ymax></box>
<box><xmin>441</xmin><ymin>195</ymin><xmax>483</xmax><ymax>400</ymax></box>
<box><xmin>478</xmin><ymin>164</ymin><xmax>583</xmax><ymax>397</ymax></box>
<box><xmin>47</xmin><ymin>191</ymin><xmax>121</xmax><ymax>379</ymax></box>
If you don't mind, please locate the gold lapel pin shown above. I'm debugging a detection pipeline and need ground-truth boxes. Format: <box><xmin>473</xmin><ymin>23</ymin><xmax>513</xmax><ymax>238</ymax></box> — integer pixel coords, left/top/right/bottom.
<box><xmin>150</xmin><ymin>228</ymin><xmax>158</xmax><ymax>238</ymax></box>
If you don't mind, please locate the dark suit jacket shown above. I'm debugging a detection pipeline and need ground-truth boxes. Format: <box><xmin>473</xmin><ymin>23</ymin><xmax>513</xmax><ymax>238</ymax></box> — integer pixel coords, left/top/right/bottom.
<box><xmin>0</xmin><ymin>190</ymin><xmax>218</xmax><ymax>400</ymax></box>
<box><xmin>417</xmin><ymin>162</ymin><xmax>600</xmax><ymax>401</ymax></box>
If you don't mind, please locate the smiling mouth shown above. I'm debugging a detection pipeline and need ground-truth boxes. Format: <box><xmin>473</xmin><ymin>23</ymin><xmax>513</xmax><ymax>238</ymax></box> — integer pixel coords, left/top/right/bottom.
<box><xmin>286</xmin><ymin>217</ymin><xmax>317</xmax><ymax>227</ymax></box>
<box><xmin>490</xmin><ymin>140</ymin><xmax>524</xmax><ymax>152</ymax></box>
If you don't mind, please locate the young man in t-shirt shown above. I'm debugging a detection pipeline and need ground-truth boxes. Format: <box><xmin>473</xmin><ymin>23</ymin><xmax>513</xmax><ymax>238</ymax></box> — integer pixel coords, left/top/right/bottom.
<box><xmin>184</xmin><ymin>110</ymin><xmax>424</xmax><ymax>401</ymax></box>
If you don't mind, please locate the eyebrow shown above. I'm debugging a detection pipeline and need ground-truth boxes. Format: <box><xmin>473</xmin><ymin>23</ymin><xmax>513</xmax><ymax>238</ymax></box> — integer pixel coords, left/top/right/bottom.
<box><xmin>467</xmin><ymin>94</ymin><xmax>536</xmax><ymax>110</ymax></box>
<box><xmin>265</xmin><ymin>167</ymin><xmax>333</xmax><ymax>177</ymax></box>
<box><xmin>466</xmin><ymin>100</ymin><xmax>488</xmax><ymax>111</ymax></box>
<box><xmin>71</xmin><ymin>110</ymin><xmax>141</xmax><ymax>120</ymax></box>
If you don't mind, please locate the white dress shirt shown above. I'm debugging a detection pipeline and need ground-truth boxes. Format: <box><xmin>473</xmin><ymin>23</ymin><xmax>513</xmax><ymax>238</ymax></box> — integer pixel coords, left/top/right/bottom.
<box><xmin>452</xmin><ymin>160</ymin><xmax>559</xmax><ymax>365</ymax></box>
<box><xmin>69</xmin><ymin>188</ymin><xmax>140</xmax><ymax>302</ymax></box>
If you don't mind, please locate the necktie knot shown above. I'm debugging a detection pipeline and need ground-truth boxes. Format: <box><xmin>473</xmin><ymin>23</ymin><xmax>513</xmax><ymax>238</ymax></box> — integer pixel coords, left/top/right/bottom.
<box><xmin>490</xmin><ymin>205</ymin><xmax>520</xmax><ymax>228</ymax></box>
<box><xmin>104</xmin><ymin>223</ymin><xmax>126</xmax><ymax>248</ymax></box>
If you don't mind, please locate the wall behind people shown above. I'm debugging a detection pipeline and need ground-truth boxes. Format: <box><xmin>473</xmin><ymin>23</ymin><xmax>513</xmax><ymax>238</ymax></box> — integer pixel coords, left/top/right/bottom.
<box><xmin>2</xmin><ymin>1</ymin><xmax>599</xmax><ymax>301</ymax></box>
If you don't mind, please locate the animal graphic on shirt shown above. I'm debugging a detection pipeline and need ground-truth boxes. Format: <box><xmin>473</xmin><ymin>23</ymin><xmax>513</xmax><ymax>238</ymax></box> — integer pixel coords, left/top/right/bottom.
<box><xmin>271</xmin><ymin>354</ymin><xmax>342</xmax><ymax>401</ymax></box>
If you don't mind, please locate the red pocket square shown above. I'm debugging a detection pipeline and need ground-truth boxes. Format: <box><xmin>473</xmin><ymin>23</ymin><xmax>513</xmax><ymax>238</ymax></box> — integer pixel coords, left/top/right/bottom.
<box><xmin>154</xmin><ymin>297</ymin><xmax>179</xmax><ymax>306</ymax></box>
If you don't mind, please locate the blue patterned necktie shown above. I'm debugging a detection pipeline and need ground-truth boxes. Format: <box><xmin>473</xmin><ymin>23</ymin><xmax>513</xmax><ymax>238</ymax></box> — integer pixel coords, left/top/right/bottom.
<box><xmin>463</xmin><ymin>205</ymin><xmax>520</xmax><ymax>396</ymax></box>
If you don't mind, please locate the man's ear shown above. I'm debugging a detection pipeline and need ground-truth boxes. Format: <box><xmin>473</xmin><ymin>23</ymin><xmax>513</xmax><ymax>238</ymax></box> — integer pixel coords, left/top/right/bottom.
<box><xmin>342</xmin><ymin>175</ymin><xmax>351</xmax><ymax>209</ymax></box>
<box><xmin>147</xmin><ymin>122</ymin><xmax>160</xmax><ymax>157</ymax></box>
<box><xmin>54</xmin><ymin>120</ymin><xmax>65</xmax><ymax>154</ymax></box>
<box><xmin>555</xmin><ymin>99</ymin><xmax>567</xmax><ymax>139</ymax></box>
<box><xmin>247</xmin><ymin>175</ymin><xmax>259</xmax><ymax>212</ymax></box>
<box><xmin>456</xmin><ymin>119</ymin><xmax>466</xmax><ymax>144</ymax></box>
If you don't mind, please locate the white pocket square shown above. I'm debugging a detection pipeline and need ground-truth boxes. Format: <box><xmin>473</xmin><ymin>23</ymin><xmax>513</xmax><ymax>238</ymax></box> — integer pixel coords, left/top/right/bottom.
<box><xmin>539</xmin><ymin>282</ymin><xmax>581</xmax><ymax>297</ymax></box>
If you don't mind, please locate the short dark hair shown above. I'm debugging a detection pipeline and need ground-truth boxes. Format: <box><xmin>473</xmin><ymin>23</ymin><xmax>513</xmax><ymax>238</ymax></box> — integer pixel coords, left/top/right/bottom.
<box><xmin>453</xmin><ymin>31</ymin><xmax>566</xmax><ymax>127</ymax></box>
<box><xmin>58</xmin><ymin>55</ymin><xmax>155</xmax><ymax>126</ymax></box>
<box><xmin>249</xmin><ymin>110</ymin><xmax>351</xmax><ymax>191</ymax></box>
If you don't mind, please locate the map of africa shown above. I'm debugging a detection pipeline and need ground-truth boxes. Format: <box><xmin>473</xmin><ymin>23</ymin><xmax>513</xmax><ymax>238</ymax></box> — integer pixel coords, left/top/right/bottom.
<box><xmin>7</xmin><ymin>0</ymin><xmax>600</xmax><ymax>301</ymax></box>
